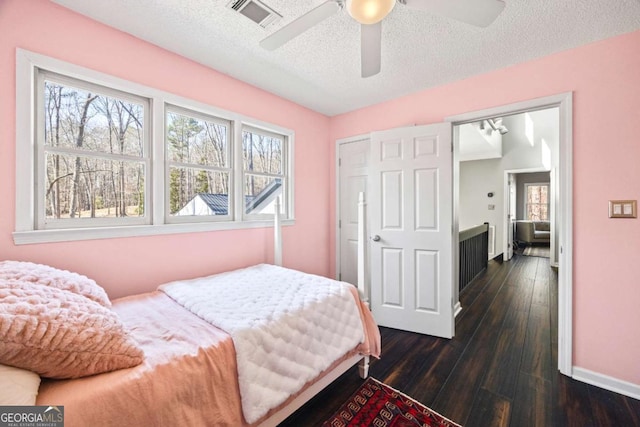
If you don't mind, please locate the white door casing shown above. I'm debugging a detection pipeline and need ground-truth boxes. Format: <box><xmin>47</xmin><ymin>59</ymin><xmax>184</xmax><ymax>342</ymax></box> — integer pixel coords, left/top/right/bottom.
<box><xmin>446</xmin><ymin>92</ymin><xmax>573</xmax><ymax>376</ymax></box>
<box><xmin>550</xmin><ymin>167</ymin><xmax>558</xmax><ymax>267</ymax></box>
<box><xmin>338</xmin><ymin>139</ymin><xmax>370</xmax><ymax>287</ymax></box>
<box><xmin>369</xmin><ymin>123</ymin><xmax>454</xmax><ymax>338</ymax></box>
<box><xmin>336</xmin><ymin>94</ymin><xmax>571</xmax><ymax>375</ymax></box>
<box><xmin>506</xmin><ymin>173</ymin><xmax>516</xmax><ymax>261</ymax></box>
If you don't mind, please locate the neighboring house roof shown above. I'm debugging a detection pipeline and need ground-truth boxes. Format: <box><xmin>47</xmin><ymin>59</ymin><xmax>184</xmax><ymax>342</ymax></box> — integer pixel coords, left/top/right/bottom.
<box><xmin>245</xmin><ymin>178</ymin><xmax>282</xmax><ymax>214</ymax></box>
<box><xmin>196</xmin><ymin>193</ymin><xmax>232</xmax><ymax>216</ymax></box>
<box><xmin>180</xmin><ymin>178</ymin><xmax>283</xmax><ymax>216</ymax></box>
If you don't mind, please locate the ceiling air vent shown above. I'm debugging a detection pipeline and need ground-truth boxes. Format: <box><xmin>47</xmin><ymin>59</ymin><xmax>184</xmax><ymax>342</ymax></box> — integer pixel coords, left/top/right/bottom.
<box><xmin>227</xmin><ymin>0</ymin><xmax>282</xmax><ymax>28</ymax></box>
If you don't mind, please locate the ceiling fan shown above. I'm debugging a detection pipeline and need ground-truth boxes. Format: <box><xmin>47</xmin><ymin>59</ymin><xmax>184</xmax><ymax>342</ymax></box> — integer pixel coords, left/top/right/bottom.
<box><xmin>260</xmin><ymin>0</ymin><xmax>506</xmax><ymax>78</ymax></box>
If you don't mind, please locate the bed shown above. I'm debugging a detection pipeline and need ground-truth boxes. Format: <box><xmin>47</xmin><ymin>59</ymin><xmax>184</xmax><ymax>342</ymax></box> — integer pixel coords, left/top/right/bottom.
<box><xmin>1</xmin><ymin>195</ymin><xmax>379</xmax><ymax>426</ymax></box>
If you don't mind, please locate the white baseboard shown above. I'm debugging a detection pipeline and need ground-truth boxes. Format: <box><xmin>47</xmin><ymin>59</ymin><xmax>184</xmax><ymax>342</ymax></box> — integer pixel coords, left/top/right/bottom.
<box><xmin>572</xmin><ymin>367</ymin><xmax>640</xmax><ymax>400</ymax></box>
<box><xmin>454</xmin><ymin>301</ymin><xmax>462</xmax><ymax>317</ymax></box>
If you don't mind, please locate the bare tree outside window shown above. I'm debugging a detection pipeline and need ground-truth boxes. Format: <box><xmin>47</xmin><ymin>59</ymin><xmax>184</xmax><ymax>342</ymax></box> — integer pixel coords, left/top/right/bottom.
<box><xmin>242</xmin><ymin>128</ymin><xmax>284</xmax><ymax>216</ymax></box>
<box><xmin>43</xmin><ymin>80</ymin><xmax>145</xmax><ymax>220</ymax></box>
<box><xmin>22</xmin><ymin>58</ymin><xmax>295</xmax><ymax>240</ymax></box>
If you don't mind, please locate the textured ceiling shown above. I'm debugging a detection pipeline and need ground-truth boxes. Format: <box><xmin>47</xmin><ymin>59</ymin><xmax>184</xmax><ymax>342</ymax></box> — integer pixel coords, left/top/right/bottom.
<box><xmin>51</xmin><ymin>0</ymin><xmax>640</xmax><ymax>116</ymax></box>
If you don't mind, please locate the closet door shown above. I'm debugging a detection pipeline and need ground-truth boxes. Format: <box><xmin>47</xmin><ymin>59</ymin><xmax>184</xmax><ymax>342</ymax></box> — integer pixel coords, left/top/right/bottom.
<box><xmin>337</xmin><ymin>139</ymin><xmax>370</xmax><ymax>287</ymax></box>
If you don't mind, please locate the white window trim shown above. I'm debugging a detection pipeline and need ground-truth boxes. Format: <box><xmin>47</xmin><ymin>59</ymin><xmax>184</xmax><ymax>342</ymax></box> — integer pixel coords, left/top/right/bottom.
<box><xmin>36</xmin><ymin>70</ymin><xmax>153</xmax><ymax>229</ymax></box>
<box><xmin>241</xmin><ymin>124</ymin><xmax>290</xmax><ymax>221</ymax></box>
<box><xmin>164</xmin><ymin>104</ymin><xmax>234</xmax><ymax>223</ymax></box>
<box><xmin>524</xmin><ymin>182</ymin><xmax>550</xmax><ymax>221</ymax></box>
<box><xmin>14</xmin><ymin>49</ymin><xmax>294</xmax><ymax>245</ymax></box>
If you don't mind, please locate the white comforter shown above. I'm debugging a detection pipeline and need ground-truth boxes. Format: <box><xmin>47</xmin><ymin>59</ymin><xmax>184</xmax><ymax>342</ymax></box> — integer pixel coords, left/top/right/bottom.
<box><xmin>159</xmin><ymin>264</ymin><xmax>365</xmax><ymax>424</ymax></box>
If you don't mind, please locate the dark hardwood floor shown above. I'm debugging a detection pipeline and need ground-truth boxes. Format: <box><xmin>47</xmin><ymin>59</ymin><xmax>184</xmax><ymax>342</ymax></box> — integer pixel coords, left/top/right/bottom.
<box><xmin>279</xmin><ymin>254</ymin><xmax>640</xmax><ymax>426</ymax></box>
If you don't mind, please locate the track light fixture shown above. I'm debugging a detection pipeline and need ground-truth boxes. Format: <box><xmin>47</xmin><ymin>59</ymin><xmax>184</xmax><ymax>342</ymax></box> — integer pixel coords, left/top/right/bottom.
<box><xmin>487</xmin><ymin>118</ymin><xmax>509</xmax><ymax>135</ymax></box>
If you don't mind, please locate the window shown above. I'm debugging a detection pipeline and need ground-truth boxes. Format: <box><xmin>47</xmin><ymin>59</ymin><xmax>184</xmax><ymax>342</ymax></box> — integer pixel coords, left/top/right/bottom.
<box><xmin>525</xmin><ymin>183</ymin><xmax>549</xmax><ymax>221</ymax></box>
<box><xmin>166</xmin><ymin>107</ymin><xmax>232</xmax><ymax>222</ymax></box>
<box><xmin>242</xmin><ymin>126</ymin><xmax>287</xmax><ymax>218</ymax></box>
<box><xmin>38</xmin><ymin>72</ymin><xmax>150</xmax><ymax>229</ymax></box>
<box><xmin>15</xmin><ymin>50</ymin><xmax>294</xmax><ymax>244</ymax></box>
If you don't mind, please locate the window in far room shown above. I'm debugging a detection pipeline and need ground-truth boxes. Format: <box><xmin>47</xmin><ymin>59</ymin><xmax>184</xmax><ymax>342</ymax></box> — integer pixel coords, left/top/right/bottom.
<box><xmin>525</xmin><ymin>183</ymin><xmax>549</xmax><ymax>221</ymax></box>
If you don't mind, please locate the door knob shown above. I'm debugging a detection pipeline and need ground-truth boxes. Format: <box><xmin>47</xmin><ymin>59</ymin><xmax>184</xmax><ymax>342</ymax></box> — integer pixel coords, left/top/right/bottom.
<box><xmin>372</xmin><ymin>235</ymin><xmax>381</xmax><ymax>242</ymax></box>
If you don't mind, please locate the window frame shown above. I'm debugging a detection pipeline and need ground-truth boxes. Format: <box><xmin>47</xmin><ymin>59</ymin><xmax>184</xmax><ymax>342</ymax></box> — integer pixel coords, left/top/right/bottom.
<box><xmin>241</xmin><ymin>124</ymin><xmax>290</xmax><ymax>221</ymax></box>
<box><xmin>14</xmin><ymin>49</ymin><xmax>295</xmax><ymax>245</ymax></box>
<box><xmin>36</xmin><ymin>70</ymin><xmax>152</xmax><ymax>230</ymax></box>
<box><xmin>524</xmin><ymin>182</ymin><xmax>550</xmax><ymax>221</ymax></box>
<box><xmin>164</xmin><ymin>104</ymin><xmax>234</xmax><ymax>224</ymax></box>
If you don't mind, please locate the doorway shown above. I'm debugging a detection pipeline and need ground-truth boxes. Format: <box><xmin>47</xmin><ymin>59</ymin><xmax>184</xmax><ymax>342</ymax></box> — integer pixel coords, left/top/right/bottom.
<box><xmin>455</xmin><ymin>107</ymin><xmax>559</xmax><ymax>265</ymax></box>
<box><xmin>447</xmin><ymin>92</ymin><xmax>573</xmax><ymax>376</ymax></box>
<box><xmin>507</xmin><ymin>170</ymin><xmax>554</xmax><ymax>263</ymax></box>
<box><xmin>335</xmin><ymin>92</ymin><xmax>573</xmax><ymax>376</ymax></box>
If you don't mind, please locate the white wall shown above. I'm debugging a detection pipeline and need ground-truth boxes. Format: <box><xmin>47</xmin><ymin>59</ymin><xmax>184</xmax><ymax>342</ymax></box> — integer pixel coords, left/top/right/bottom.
<box><xmin>458</xmin><ymin>122</ymin><xmax>503</xmax><ymax>161</ymax></box>
<box><xmin>458</xmin><ymin>108</ymin><xmax>559</xmax><ymax>258</ymax></box>
<box><xmin>459</xmin><ymin>159</ymin><xmax>504</xmax><ymax>251</ymax></box>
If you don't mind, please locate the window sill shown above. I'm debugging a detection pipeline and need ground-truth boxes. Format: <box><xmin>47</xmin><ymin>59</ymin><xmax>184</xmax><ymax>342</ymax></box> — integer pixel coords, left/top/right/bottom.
<box><xmin>13</xmin><ymin>219</ymin><xmax>295</xmax><ymax>245</ymax></box>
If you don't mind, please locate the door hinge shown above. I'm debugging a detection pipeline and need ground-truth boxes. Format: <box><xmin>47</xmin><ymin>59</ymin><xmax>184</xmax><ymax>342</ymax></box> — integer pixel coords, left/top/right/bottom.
<box><xmin>338</xmin><ymin>273</ymin><xmax>342</xmax><ymax>281</ymax></box>
<box><xmin>338</xmin><ymin>158</ymin><xmax>342</xmax><ymax>167</ymax></box>
<box><xmin>339</xmin><ymin>220</ymin><xmax>341</xmax><ymax>228</ymax></box>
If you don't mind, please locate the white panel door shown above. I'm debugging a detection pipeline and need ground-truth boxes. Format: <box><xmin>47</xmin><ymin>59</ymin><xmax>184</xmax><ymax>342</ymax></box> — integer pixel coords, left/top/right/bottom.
<box><xmin>338</xmin><ymin>139</ymin><xmax>370</xmax><ymax>286</ymax></box>
<box><xmin>370</xmin><ymin>124</ymin><xmax>453</xmax><ymax>338</ymax></box>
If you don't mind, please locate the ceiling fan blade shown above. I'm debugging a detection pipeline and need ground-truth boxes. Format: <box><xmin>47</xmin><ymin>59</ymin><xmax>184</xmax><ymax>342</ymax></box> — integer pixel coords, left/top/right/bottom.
<box><xmin>260</xmin><ymin>1</ymin><xmax>341</xmax><ymax>50</ymax></box>
<box><xmin>361</xmin><ymin>22</ymin><xmax>382</xmax><ymax>78</ymax></box>
<box><xmin>403</xmin><ymin>0</ymin><xmax>505</xmax><ymax>27</ymax></box>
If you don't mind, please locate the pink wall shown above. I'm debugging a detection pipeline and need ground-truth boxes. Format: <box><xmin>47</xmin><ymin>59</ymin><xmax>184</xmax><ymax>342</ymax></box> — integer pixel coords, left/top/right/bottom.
<box><xmin>329</xmin><ymin>30</ymin><xmax>640</xmax><ymax>386</ymax></box>
<box><xmin>0</xmin><ymin>0</ymin><xmax>331</xmax><ymax>298</ymax></box>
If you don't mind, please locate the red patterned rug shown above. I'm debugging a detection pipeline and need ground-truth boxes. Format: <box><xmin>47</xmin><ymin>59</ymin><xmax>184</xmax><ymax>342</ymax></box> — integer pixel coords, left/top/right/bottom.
<box><xmin>323</xmin><ymin>378</ymin><xmax>461</xmax><ymax>427</ymax></box>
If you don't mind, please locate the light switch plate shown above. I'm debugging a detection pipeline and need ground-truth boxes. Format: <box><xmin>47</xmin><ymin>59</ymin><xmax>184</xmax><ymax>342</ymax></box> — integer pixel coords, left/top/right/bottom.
<box><xmin>609</xmin><ymin>200</ymin><xmax>637</xmax><ymax>218</ymax></box>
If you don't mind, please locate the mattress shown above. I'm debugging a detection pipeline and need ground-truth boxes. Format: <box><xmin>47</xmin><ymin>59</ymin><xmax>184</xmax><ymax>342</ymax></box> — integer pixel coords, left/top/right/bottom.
<box><xmin>159</xmin><ymin>264</ymin><xmax>369</xmax><ymax>423</ymax></box>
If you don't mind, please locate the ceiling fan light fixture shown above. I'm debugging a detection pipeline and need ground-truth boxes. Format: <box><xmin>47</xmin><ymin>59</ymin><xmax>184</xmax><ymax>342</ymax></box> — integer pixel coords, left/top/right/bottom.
<box><xmin>346</xmin><ymin>0</ymin><xmax>396</xmax><ymax>24</ymax></box>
